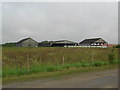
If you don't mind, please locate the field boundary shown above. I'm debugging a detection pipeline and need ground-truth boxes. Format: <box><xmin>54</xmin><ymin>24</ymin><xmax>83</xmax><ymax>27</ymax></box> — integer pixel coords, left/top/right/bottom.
<box><xmin>3</xmin><ymin>64</ymin><xmax>118</xmax><ymax>84</ymax></box>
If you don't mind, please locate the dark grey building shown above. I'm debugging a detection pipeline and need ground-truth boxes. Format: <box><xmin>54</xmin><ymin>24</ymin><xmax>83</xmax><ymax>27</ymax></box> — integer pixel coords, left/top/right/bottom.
<box><xmin>38</xmin><ymin>41</ymin><xmax>53</xmax><ymax>47</ymax></box>
<box><xmin>79</xmin><ymin>38</ymin><xmax>108</xmax><ymax>48</ymax></box>
<box><xmin>16</xmin><ymin>37</ymin><xmax>38</xmax><ymax>47</ymax></box>
<box><xmin>51</xmin><ymin>40</ymin><xmax>78</xmax><ymax>47</ymax></box>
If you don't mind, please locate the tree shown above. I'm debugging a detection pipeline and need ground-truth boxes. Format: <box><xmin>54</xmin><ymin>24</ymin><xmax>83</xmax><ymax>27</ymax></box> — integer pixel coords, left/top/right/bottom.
<box><xmin>113</xmin><ymin>45</ymin><xmax>120</xmax><ymax>48</ymax></box>
<box><xmin>2</xmin><ymin>43</ymin><xmax>16</xmax><ymax>47</ymax></box>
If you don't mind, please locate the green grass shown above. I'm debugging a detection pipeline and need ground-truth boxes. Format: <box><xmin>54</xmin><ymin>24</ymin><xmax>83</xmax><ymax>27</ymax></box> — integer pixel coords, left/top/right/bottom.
<box><xmin>2</xmin><ymin>47</ymin><xmax>119</xmax><ymax>83</ymax></box>
<box><xmin>3</xmin><ymin>64</ymin><xmax>117</xmax><ymax>84</ymax></box>
<box><xmin>2</xmin><ymin>61</ymin><xmax>114</xmax><ymax>77</ymax></box>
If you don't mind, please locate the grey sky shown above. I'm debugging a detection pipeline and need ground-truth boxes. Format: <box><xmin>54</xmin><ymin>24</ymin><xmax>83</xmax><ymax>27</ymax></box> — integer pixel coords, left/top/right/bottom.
<box><xmin>2</xmin><ymin>2</ymin><xmax>118</xmax><ymax>44</ymax></box>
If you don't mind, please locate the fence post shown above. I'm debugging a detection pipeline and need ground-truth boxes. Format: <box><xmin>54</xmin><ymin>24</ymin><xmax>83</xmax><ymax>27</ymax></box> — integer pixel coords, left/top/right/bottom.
<box><xmin>92</xmin><ymin>50</ymin><xmax>94</xmax><ymax>62</ymax></box>
<box><xmin>15</xmin><ymin>58</ymin><xmax>18</xmax><ymax>69</ymax></box>
<box><xmin>83</xmin><ymin>58</ymin><xmax>84</xmax><ymax>62</ymax></box>
<box><xmin>28</xmin><ymin>59</ymin><xmax>30</xmax><ymax>71</ymax></box>
<box><xmin>27</xmin><ymin>55</ymin><xmax>30</xmax><ymax>71</ymax></box>
<box><xmin>40</xmin><ymin>58</ymin><xmax>41</xmax><ymax>62</ymax></box>
<box><xmin>63</xmin><ymin>56</ymin><xmax>65</xmax><ymax>65</ymax></box>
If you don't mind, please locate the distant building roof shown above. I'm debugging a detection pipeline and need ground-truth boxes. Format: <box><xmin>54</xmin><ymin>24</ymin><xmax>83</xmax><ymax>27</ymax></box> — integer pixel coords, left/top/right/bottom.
<box><xmin>17</xmin><ymin>37</ymin><xmax>38</xmax><ymax>43</ymax></box>
<box><xmin>80</xmin><ymin>38</ymin><xmax>107</xmax><ymax>44</ymax></box>
<box><xmin>52</xmin><ymin>40</ymin><xmax>77</xmax><ymax>44</ymax></box>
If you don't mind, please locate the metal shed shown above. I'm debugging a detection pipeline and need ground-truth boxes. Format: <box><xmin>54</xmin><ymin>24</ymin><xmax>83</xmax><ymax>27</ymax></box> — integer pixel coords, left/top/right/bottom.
<box><xmin>79</xmin><ymin>38</ymin><xmax>108</xmax><ymax>48</ymax></box>
<box><xmin>16</xmin><ymin>37</ymin><xmax>38</xmax><ymax>47</ymax></box>
<box><xmin>51</xmin><ymin>40</ymin><xmax>78</xmax><ymax>47</ymax></box>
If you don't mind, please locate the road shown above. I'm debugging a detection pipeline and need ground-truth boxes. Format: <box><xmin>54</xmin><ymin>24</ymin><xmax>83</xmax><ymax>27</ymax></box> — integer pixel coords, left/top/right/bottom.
<box><xmin>3</xmin><ymin>69</ymin><xmax>118</xmax><ymax>88</ymax></box>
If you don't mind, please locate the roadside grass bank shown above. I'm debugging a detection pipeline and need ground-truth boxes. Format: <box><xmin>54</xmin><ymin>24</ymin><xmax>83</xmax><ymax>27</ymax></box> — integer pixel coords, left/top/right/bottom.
<box><xmin>3</xmin><ymin>61</ymin><xmax>117</xmax><ymax>77</ymax></box>
<box><xmin>3</xmin><ymin>64</ymin><xmax>117</xmax><ymax>84</ymax></box>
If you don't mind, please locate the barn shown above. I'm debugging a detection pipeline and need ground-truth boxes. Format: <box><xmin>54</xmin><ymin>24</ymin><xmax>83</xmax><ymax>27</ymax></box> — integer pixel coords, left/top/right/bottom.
<box><xmin>51</xmin><ymin>40</ymin><xmax>78</xmax><ymax>47</ymax></box>
<box><xmin>79</xmin><ymin>38</ymin><xmax>108</xmax><ymax>48</ymax></box>
<box><xmin>16</xmin><ymin>37</ymin><xmax>38</xmax><ymax>47</ymax></box>
<box><xmin>38</xmin><ymin>41</ymin><xmax>53</xmax><ymax>47</ymax></box>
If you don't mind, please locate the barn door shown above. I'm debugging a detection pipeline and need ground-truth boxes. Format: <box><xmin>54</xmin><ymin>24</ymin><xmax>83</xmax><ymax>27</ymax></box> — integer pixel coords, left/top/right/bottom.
<box><xmin>29</xmin><ymin>43</ymin><xmax>31</xmax><ymax>47</ymax></box>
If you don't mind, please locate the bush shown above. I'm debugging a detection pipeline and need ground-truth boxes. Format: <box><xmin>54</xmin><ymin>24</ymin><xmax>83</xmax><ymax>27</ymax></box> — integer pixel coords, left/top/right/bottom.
<box><xmin>46</xmin><ymin>66</ymin><xmax>57</xmax><ymax>72</ymax></box>
<box><xmin>94</xmin><ymin>62</ymin><xmax>102</xmax><ymax>66</ymax></box>
<box><xmin>113</xmin><ymin>45</ymin><xmax>120</xmax><ymax>48</ymax></box>
<box><xmin>81</xmin><ymin>63</ymin><xmax>90</xmax><ymax>67</ymax></box>
<box><xmin>108</xmin><ymin>53</ymin><xmax>114</xmax><ymax>64</ymax></box>
<box><xmin>93</xmin><ymin>61</ymin><xmax>109</xmax><ymax>66</ymax></box>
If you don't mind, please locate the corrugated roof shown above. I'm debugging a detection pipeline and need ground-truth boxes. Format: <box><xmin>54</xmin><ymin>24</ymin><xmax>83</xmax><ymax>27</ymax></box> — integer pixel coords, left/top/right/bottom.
<box><xmin>52</xmin><ymin>40</ymin><xmax>77</xmax><ymax>44</ymax></box>
<box><xmin>17</xmin><ymin>37</ymin><xmax>37</xmax><ymax>43</ymax></box>
<box><xmin>80</xmin><ymin>38</ymin><xmax>107</xmax><ymax>44</ymax></box>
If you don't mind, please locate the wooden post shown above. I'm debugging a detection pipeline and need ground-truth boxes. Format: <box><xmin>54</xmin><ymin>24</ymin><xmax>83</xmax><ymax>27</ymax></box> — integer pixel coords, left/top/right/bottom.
<box><xmin>15</xmin><ymin>58</ymin><xmax>18</xmax><ymax>69</ymax></box>
<box><xmin>92</xmin><ymin>50</ymin><xmax>94</xmax><ymax>62</ymax></box>
<box><xmin>92</xmin><ymin>54</ymin><xmax>93</xmax><ymax>62</ymax></box>
<box><xmin>83</xmin><ymin>58</ymin><xmax>84</xmax><ymax>62</ymax></box>
<box><xmin>27</xmin><ymin>55</ymin><xmax>30</xmax><ymax>71</ymax></box>
<box><xmin>107</xmin><ymin>43</ymin><xmax>108</xmax><ymax>47</ymax></box>
<box><xmin>27</xmin><ymin>59</ymin><xmax>30</xmax><ymax>71</ymax></box>
<box><xmin>63</xmin><ymin>56</ymin><xmax>65</xmax><ymax>65</ymax></box>
<box><xmin>40</xmin><ymin>58</ymin><xmax>41</xmax><ymax>62</ymax></box>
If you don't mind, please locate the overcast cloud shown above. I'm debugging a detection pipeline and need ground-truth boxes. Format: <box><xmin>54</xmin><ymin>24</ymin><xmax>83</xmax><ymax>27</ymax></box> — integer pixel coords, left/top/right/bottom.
<box><xmin>2</xmin><ymin>2</ymin><xmax>118</xmax><ymax>44</ymax></box>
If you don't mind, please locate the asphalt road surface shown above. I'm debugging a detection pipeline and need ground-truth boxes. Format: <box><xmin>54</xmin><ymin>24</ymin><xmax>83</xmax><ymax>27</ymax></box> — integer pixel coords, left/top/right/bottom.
<box><xmin>3</xmin><ymin>68</ymin><xmax>118</xmax><ymax>88</ymax></box>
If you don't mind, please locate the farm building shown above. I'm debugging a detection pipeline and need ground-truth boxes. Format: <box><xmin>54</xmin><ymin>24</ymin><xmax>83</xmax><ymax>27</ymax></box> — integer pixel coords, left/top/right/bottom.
<box><xmin>79</xmin><ymin>38</ymin><xmax>108</xmax><ymax>48</ymax></box>
<box><xmin>51</xmin><ymin>40</ymin><xmax>78</xmax><ymax>47</ymax></box>
<box><xmin>38</xmin><ymin>41</ymin><xmax>53</xmax><ymax>47</ymax></box>
<box><xmin>16</xmin><ymin>37</ymin><xmax>38</xmax><ymax>47</ymax></box>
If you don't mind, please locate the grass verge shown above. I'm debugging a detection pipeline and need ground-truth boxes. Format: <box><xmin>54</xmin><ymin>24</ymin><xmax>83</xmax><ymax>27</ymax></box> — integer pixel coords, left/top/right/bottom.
<box><xmin>3</xmin><ymin>64</ymin><xmax>118</xmax><ymax>84</ymax></box>
<box><xmin>3</xmin><ymin>61</ymin><xmax>112</xmax><ymax>77</ymax></box>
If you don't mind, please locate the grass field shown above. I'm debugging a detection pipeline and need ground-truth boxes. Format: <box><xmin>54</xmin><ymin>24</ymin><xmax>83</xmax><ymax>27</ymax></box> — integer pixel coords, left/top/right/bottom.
<box><xmin>2</xmin><ymin>47</ymin><xmax>119</xmax><ymax>82</ymax></box>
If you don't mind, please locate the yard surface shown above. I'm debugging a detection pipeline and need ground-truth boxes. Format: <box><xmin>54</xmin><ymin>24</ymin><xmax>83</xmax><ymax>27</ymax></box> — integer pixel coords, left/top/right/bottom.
<box><xmin>3</xmin><ymin>68</ymin><xmax>118</xmax><ymax>88</ymax></box>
